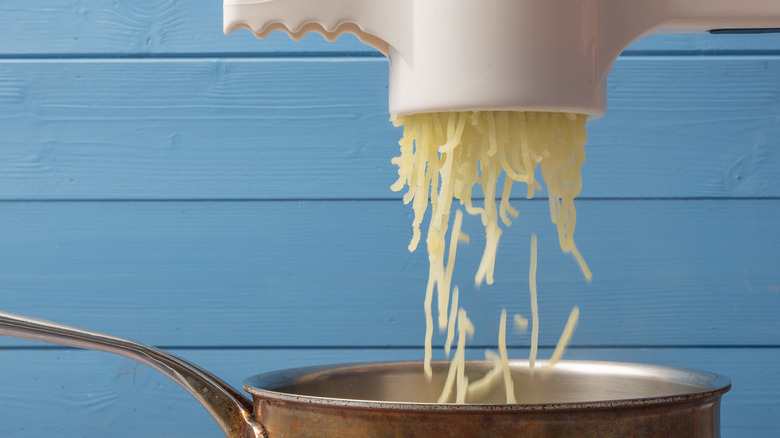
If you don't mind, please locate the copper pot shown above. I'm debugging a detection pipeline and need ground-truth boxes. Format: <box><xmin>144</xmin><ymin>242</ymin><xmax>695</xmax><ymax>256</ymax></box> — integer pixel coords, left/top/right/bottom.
<box><xmin>0</xmin><ymin>310</ymin><xmax>730</xmax><ymax>438</ymax></box>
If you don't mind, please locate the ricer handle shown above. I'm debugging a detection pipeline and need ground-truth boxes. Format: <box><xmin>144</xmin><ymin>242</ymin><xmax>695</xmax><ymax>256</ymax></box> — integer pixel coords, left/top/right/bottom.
<box><xmin>596</xmin><ymin>0</ymin><xmax>780</xmax><ymax>105</ymax></box>
<box><xmin>661</xmin><ymin>0</ymin><xmax>780</xmax><ymax>30</ymax></box>
<box><xmin>223</xmin><ymin>0</ymin><xmax>412</xmax><ymax>57</ymax></box>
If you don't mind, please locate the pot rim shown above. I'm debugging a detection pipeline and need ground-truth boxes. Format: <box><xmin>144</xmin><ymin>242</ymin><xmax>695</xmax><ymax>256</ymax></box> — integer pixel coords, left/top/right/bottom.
<box><xmin>243</xmin><ymin>359</ymin><xmax>731</xmax><ymax>411</ymax></box>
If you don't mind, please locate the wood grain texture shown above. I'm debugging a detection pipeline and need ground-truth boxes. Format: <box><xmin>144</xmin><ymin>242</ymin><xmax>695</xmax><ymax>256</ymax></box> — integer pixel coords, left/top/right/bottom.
<box><xmin>0</xmin><ymin>347</ymin><xmax>775</xmax><ymax>438</ymax></box>
<box><xmin>0</xmin><ymin>57</ymin><xmax>778</xmax><ymax>200</ymax></box>
<box><xmin>0</xmin><ymin>0</ymin><xmax>779</xmax><ymax>56</ymax></box>
<box><xmin>0</xmin><ymin>199</ymin><xmax>776</xmax><ymax>347</ymax></box>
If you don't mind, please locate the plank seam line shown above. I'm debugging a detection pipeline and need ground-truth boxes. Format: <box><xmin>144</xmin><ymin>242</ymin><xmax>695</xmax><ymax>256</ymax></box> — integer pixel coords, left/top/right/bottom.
<box><xmin>0</xmin><ymin>52</ymin><xmax>386</xmax><ymax>61</ymax></box>
<box><xmin>2</xmin><ymin>345</ymin><xmax>779</xmax><ymax>351</ymax></box>
<box><xmin>0</xmin><ymin>197</ymin><xmax>776</xmax><ymax>203</ymax></box>
<box><xmin>620</xmin><ymin>50</ymin><xmax>780</xmax><ymax>57</ymax></box>
<box><xmin>0</xmin><ymin>52</ymin><xmax>780</xmax><ymax>61</ymax></box>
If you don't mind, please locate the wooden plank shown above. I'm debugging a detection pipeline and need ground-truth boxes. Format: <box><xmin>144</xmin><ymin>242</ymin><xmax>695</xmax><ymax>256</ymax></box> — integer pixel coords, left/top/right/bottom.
<box><xmin>0</xmin><ymin>347</ymin><xmax>775</xmax><ymax>437</ymax></box>
<box><xmin>0</xmin><ymin>56</ymin><xmax>779</xmax><ymax>200</ymax></box>
<box><xmin>0</xmin><ymin>199</ymin><xmax>776</xmax><ymax>347</ymax></box>
<box><xmin>0</xmin><ymin>0</ymin><xmax>372</xmax><ymax>56</ymax></box>
<box><xmin>1</xmin><ymin>0</ymin><xmax>779</xmax><ymax>56</ymax></box>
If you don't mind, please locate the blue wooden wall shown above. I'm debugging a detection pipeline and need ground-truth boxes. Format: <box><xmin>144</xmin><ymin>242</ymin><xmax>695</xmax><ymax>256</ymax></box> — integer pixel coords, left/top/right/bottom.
<box><xmin>0</xmin><ymin>1</ymin><xmax>779</xmax><ymax>437</ymax></box>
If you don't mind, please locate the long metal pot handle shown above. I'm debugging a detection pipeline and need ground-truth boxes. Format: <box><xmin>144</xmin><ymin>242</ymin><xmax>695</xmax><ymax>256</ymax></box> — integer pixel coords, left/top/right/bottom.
<box><xmin>0</xmin><ymin>310</ymin><xmax>266</xmax><ymax>438</ymax></box>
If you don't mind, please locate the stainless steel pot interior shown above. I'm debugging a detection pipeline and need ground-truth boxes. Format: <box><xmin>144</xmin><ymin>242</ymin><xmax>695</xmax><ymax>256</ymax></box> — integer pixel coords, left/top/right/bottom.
<box><xmin>244</xmin><ymin>360</ymin><xmax>731</xmax><ymax>406</ymax></box>
<box><xmin>244</xmin><ymin>360</ymin><xmax>731</xmax><ymax>438</ymax></box>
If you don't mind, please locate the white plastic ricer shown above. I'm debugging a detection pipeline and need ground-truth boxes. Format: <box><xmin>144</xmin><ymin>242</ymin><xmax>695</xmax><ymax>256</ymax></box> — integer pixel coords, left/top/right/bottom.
<box><xmin>224</xmin><ymin>0</ymin><xmax>780</xmax><ymax>118</ymax></box>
